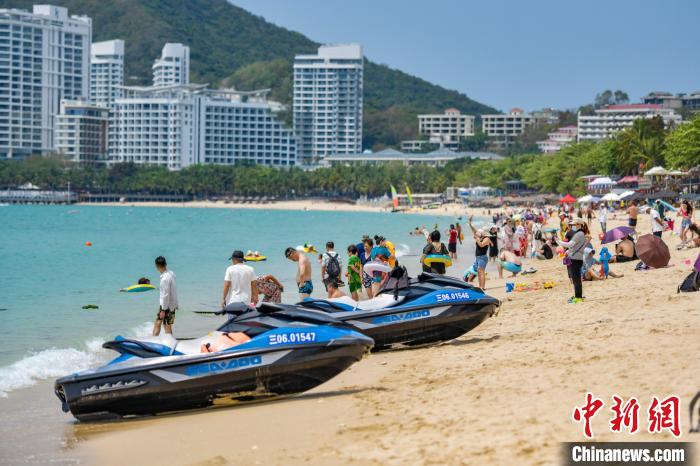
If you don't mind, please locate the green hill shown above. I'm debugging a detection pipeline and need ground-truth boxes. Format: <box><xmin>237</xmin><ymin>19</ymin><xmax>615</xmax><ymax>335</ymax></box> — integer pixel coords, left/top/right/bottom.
<box><xmin>1</xmin><ymin>0</ymin><xmax>498</xmax><ymax>148</ymax></box>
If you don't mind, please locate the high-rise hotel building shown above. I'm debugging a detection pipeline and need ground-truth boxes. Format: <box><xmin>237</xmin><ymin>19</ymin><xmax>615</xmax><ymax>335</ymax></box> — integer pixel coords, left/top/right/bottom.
<box><xmin>0</xmin><ymin>4</ymin><xmax>91</xmax><ymax>159</ymax></box>
<box><xmin>111</xmin><ymin>85</ymin><xmax>297</xmax><ymax>170</ymax></box>
<box><xmin>293</xmin><ymin>44</ymin><xmax>363</xmax><ymax>164</ymax></box>
<box><xmin>89</xmin><ymin>39</ymin><xmax>124</xmax><ymax>108</ymax></box>
<box><xmin>152</xmin><ymin>43</ymin><xmax>189</xmax><ymax>87</ymax></box>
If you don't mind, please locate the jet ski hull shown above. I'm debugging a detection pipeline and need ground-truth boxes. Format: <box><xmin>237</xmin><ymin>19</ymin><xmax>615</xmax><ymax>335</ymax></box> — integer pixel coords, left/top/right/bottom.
<box><xmin>56</xmin><ymin>342</ymin><xmax>367</xmax><ymax>421</ymax></box>
<box><xmin>344</xmin><ymin>302</ymin><xmax>498</xmax><ymax>348</ymax></box>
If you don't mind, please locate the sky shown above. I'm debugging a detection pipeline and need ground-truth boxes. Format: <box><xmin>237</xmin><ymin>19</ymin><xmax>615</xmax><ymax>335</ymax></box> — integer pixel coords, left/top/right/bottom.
<box><xmin>231</xmin><ymin>0</ymin><xmax>700</xmax><ymax>112</ymax></box>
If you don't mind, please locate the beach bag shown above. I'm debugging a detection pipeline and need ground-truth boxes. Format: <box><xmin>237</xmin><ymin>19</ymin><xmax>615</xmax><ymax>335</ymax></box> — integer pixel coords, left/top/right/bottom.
<box><xmin>543</xmin><ymin>244</ymin><xmax>553</xmax><ymax>260</ymax></box>
<box><xmin>534</xmin><ymin>229</ymin><xmax>543</xmax><ymax>241</ymax></box>
<box><xmin>678</xmin><ymin>271</ymin><xmax>700</xmax><ymax>293</ymax></box>
<box><xmin>325</xmin><ymin>253</ymin><xmax>341</xmax><ymax>279</ymax></box>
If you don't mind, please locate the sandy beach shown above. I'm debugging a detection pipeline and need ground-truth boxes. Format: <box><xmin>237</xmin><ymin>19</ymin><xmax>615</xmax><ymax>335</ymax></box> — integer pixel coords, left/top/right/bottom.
<box><xmin>61</xmin><ymin>210</ymin><xmax>700</xmax><ymax>466</ymax></box>
<box><xmin>77</xmin><ymin>198</ymin><xmax>490</xmax><ymax>219</ymax></box>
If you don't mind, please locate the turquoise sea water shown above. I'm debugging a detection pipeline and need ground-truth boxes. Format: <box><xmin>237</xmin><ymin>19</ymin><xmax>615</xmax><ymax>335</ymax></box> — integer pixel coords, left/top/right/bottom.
<box><xmin>0</xmin><ymin>204</ymin><xmax>457</xmax><ymax>397</ymax></box>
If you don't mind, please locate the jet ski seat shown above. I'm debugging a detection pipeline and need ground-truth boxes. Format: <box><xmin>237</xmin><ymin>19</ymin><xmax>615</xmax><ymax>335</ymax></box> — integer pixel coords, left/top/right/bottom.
<box><xmin>326</xmin><ymin>293</ymin><xmax>405</xmax><ymax>311</ymax></box>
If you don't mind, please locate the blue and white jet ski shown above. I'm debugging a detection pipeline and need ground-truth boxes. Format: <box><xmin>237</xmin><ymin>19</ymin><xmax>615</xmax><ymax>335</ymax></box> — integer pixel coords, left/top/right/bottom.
<box><xmin>55</xmin><ymin>306</ymin><xmax>373</xmax><ymax>421</ymax></box>
<box><xmin>298</xmin><ymin>269</ymin><xmax>500</xmax><ymax>349</ymax></box>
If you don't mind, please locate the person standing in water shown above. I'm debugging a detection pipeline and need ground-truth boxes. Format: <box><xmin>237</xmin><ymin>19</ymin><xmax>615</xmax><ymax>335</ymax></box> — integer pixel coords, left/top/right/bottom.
<box><xmin>153</xmin><ymin>256</ymin><xmax>178</xmax><ymax>336</ymax></box>
<box><xmin>285</xmin><ymin>247</ymin><xmax>313</xmax><ymax>299</ymax></box>
<box><xmin>447</xmin><ymin>224</ymin><xmax>459</xmax><ymax>260</ymax></box>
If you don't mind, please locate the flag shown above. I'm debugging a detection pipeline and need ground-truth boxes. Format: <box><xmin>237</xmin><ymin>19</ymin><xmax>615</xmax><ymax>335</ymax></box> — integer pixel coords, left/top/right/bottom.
<box><xmin>405</xmin><ymin>185</ymin><xmax>414</xmax><ymax>207</ymax></box>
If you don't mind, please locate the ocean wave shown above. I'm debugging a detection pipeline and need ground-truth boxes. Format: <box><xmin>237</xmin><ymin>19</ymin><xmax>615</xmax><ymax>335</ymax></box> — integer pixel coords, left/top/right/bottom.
<box><xmin>0</xmin><ymin>322</ymin><xmax>151</xmax><ymax>398</ymax></box>
<box><xmin>395</xmin><ymin>243</ymin><xmax>411</xmax><ymax>258</ymax></box>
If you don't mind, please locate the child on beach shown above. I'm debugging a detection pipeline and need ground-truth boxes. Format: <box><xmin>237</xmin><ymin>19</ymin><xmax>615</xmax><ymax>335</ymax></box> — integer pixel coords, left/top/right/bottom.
<box><xmin>347</xmin><ymin>245</ymin><xmax>362</xmax><ymax>301</ymax></box>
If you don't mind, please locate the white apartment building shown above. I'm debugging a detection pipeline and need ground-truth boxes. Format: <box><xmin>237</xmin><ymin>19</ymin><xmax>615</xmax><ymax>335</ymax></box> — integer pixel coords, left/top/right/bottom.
<box><xmin>90</xmin><ymin>39</ymin><xmax>124</xmax><ymax>108</ymax></box>
<box><xmin>111</xmin><ymin>85</ymin><xmax>297</xmax><ymax>170</ymax></box>
<box><xmin>577</xmin><ymin>104</ymin><xmax>682</xmax><ymax>142</ymax></box>
<box><xmin>481</xmin><ymin>108</ymin><xmax>534</xmax><ymax>147</ymax></box>
<box><xmin>293</xmin><ymin>44</ymin><xmax>363</xmax><ymax>163</ymax></box>
<box><xmin>0</xmin><ymin>4</ymin><xmax>91</xmax><ymax>159</ymax></box>
<box><xmin>536</xmin><ymin>125</ymin><xmax>577</xmax><ymax>153</ymax></box>
<box><xmin>54</xmin><ymin>100</ymin><xmax>108</xmax><ymax>164</ymax></box>
<box><xmin>152</xmin><ymin>43</ymin><xmax>189</xmax><ymax>88</ymax></box>
<box><xmin>418</xmin><ymin>108</ymin><xmax>475</xmax><ymax>145</ymax></box>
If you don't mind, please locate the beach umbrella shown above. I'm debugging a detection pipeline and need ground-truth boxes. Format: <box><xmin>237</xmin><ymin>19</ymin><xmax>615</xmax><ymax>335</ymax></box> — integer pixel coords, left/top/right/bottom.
<box><xmin>644</xmin><ymin>166</ymin><xmax>669</xmax><ymax>176</ymax></box>
<box><xmin>559</xmin><ymin>194</ymin><xmax>576</xmax><ymax>204</ymax></box>
<box><xmin>601</xmin><ymin>226</ymin><xmax>635</xmax><ymax>244</ymax></box>
<box><xmin>577</xmin><ymin>194</ymin><xmax>600</xmax><ymax>204</ymax></box>
<box><xmin>601</xmin><ymin>192</ymin><xmax>620</xmax><ymax>202</ymax></box>
<box><xmin>636</xmin><ymin>234</ymin><xmax>670</xmax><ymax>269</ymax></box>
<box><xmin>618</xmin><ymin>190</ymin><xmax>636</xmax><ymax>199</ymax></box>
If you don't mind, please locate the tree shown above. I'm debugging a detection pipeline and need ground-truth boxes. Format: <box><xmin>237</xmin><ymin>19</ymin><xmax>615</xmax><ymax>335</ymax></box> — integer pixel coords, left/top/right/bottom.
<box><xmin>458</xmin><ymin>132</ymin><xmax>489</xmax><ymax>152</ymax></box>
<box><xmin>663</xmin><ymin>116</ymin><xmax>700</xmax><ymax>169</ymax></box>
<box><xmin>594</xmin><ymin>89</ymin><xmax>629</xmax><ymax>108</ymax></box>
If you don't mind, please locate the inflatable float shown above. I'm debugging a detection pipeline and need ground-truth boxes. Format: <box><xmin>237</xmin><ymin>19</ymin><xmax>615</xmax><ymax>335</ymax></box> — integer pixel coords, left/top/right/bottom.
<box><xmin>363</xmin><ymin>261</ymin><xmax>392</xmax><ymax>275</ymax></box>
<box><xmin>120</xmin><ymin>284</ymin><xmax>156</xmax><ymax>293</ymax></box>
<box><xmin>296</xmin><ymin>244</ymin><xmax>318</xmax><ymax>253</ymax></box>
<box><xmin>244</xmin><ymin>255</ymin><xmax>267</xmax><ymax>262</ymax></box>
<box><xmin>498</xmin><ymin>260</ymin><xmax>522</xmax><ymax>274</ymax></box>
<box><xmin>423</xmin><ymin>254</ymin><xmax>452</xmax><ymax>268</ymax></box>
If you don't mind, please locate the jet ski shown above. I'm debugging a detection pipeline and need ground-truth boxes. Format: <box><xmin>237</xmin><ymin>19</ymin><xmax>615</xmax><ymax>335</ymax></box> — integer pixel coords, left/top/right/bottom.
<box><xmin>298</xmin><ymin>268</ymin><xmax>500</xmax><ymax>349</ymax></box>
<box><xmin>55</xmin><ymin>305</ymin><xmax>373</xmax><ymax>421</ymax></box>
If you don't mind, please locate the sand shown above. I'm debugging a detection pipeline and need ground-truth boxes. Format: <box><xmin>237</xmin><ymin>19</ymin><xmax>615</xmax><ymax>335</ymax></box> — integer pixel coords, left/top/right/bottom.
<box><xmin>70</xmin><ymin>212</ymin><xmax>699</xmax><ymax>465</ymax></box>
<box><xmin>77</xmin><ymin>198</ymin><xmax>490</xmax><ymax>218</ymax></box>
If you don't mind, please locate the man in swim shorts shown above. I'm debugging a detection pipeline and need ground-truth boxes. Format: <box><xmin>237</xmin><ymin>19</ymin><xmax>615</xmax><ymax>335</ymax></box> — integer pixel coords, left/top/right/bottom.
<box><xmin>497</xmin><ymin>250</ymin><xmax>523</xmax><ymax>277</ymax></box>
<box><xmin>628</xmin><ymin>201</ymin><xmax>638</xmax><ymax>232</ymax></box>
<box><xmin>285</xmin><ymin>247</ymin><xmax>313</xmax><ymax>299</ymax></box>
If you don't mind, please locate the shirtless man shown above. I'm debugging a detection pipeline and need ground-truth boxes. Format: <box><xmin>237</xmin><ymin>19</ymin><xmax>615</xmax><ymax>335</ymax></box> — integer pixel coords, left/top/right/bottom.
<box><xmin>627</xmin><ymin>201</ymin><xmax>638</xmax><ymax>233</ymax></box>
<box><xmin>285</xmin><ymin>247</ymin><xmax>313</xmax><ymax>299</ymax></box>
<box><xmin>612</xmin><ymin>236</ymin><xmax>636</xmax><ymax>262</ymax></box>
<box><xmin>497</xmin><ymin>249</ymin><xmax>523</xmax><ymax>277</ymax></box>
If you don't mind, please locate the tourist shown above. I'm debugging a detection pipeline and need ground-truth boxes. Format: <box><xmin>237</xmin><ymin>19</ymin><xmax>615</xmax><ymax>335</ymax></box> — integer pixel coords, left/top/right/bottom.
<box><xmin>370</xmin><ymin>239</ymin><xmax>392</xmax><ymax>294</ymax></box>
<box><xmin>447</xmin><ymin>224</ymin><xmax>459</xmax><ymax>260</ymax></box>
<box><xmin>679</xmin><ymin>200</ymin><xmax>694</xmax><ymax>246</ymax></box>
<box><xmin>581</xmin><ymin>247</ymin><xmax>624</xmax><ymax>281</ymax></box>
<box><xmin>375</xmin><ymin>235</ymin><xmax>397</xmax><ymax>268</ymax></box>
<box><xmin>497</xmin><ymin>250</ymin><xmax>522</xmax><ymax>277</ymax></box>
<box><xmin>559</xmin><ymin>218</ymin><xmax>588</xmax><ymax>304</ymax></box>
<box><xmin>285</xmin><ymin>247</ymin><xmax>313</xmax><ymax>299</ymax></box>
<box><xmin>361</xmin><ymin>238</ymin><xmax>374</xmax><ymax>299</ymax></box>
<box><xmin>254</xmin><ymin>274</ymin><xmax>283</xmax><ymax>303</ymax></box>
<box><xmin>534</xmin><ymin>237</ymin><xmax>555</xmax><ymax>260</ymax></box>
<box><xmin>612</xmin><ymin>235</ymin><xmax>637</xmax><ymax>262</ymax></box>
<box><xmin>421</xmin><ymin>230</ymin><xmax>449</xmax><ymax>275</ymax></box>
<box><xmin>648</xmin><ymin>206</ymin><xmax>664</xmax><ymax>238</ymax></box>
<box><xmin>326</xmin><ymin>278</ymin><xmax>346</xmax><ymax>299</ymax></box>
<box><xmin>221</xmin><ymin>250</ymin><xmax>258</xmax><ymax>311</ymax></box>
<box><xmin>468</xmin><ymin>217</ymin><xmax>492</xmax><ymax>290</ymax></box>
<box><xmin>598</xmin><ymin>202</ymin><xmax>608</xmax><ymax>234</ymax></box>
<box><xmin>456</xmin><ymin>222</ymin><xmax>464</xmax><ymax>245</ymax></box>
<box><xmin>628</xmin><ymin>200</ymin><xmax>638</xmax><ymax>233</ymax></box>
<box><xmin>153</xmin><ymin>256</ymin><xmax>178</xmax><ymax>336</ymax></box>
<box><xmin>346</xmin><ymin>245</ymin><xmax>362</xmax><ymax>301</ymax></box>
<box><xmin>488</xmin><ymin>224</ymin><xmax>500</xmax><ymax>269</ymax></box>
<box><xmin>321</xmin><ymin>241</ymin><xmax>343</xmax><ymax>298</ymax></box>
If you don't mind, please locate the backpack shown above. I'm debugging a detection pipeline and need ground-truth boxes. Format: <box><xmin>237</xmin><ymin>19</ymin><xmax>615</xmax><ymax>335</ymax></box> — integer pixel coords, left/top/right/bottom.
<box><xmin>325</xmin><ymin>253</ymin><xmax>341</xmax><ymax>279</ymax></box>
<box><xmin>534</xmin><ymin>229</ymin><xmax>543</xmax><ymax>241</ymax></box>
<box><xmin>678</xmin><ymin>271</ymin><xmax>700</xmax><ymax>293</ymax></box>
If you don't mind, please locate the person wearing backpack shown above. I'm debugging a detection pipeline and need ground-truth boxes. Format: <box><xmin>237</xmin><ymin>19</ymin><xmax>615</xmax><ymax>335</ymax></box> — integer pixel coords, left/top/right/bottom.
<box><xmin>321</xmin><ymin>241</ymin><xmax>343</xmax><ymax>298</ymax></box>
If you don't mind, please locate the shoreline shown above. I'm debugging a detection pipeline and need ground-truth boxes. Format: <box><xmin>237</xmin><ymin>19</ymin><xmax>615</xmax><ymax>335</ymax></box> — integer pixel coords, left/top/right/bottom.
<box><xmin>75</xmin><ymin>199</ymin><xmax>490</xmax><ymax>218</ymax></box>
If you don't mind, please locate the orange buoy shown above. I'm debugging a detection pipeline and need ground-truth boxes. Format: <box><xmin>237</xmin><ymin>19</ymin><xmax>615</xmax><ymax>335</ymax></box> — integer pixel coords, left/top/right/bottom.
<box><xmin>85</xmin><ymin>241</ymin><xmax>92</xmax><ymax>247</ymax></box>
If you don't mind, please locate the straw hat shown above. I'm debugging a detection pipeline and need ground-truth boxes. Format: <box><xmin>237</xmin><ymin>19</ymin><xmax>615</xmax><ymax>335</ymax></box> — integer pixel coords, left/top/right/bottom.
<box><xmin>569</xmin><ymin>217</ymin><xmax>585</xmax><ymax>226</ymax></box>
